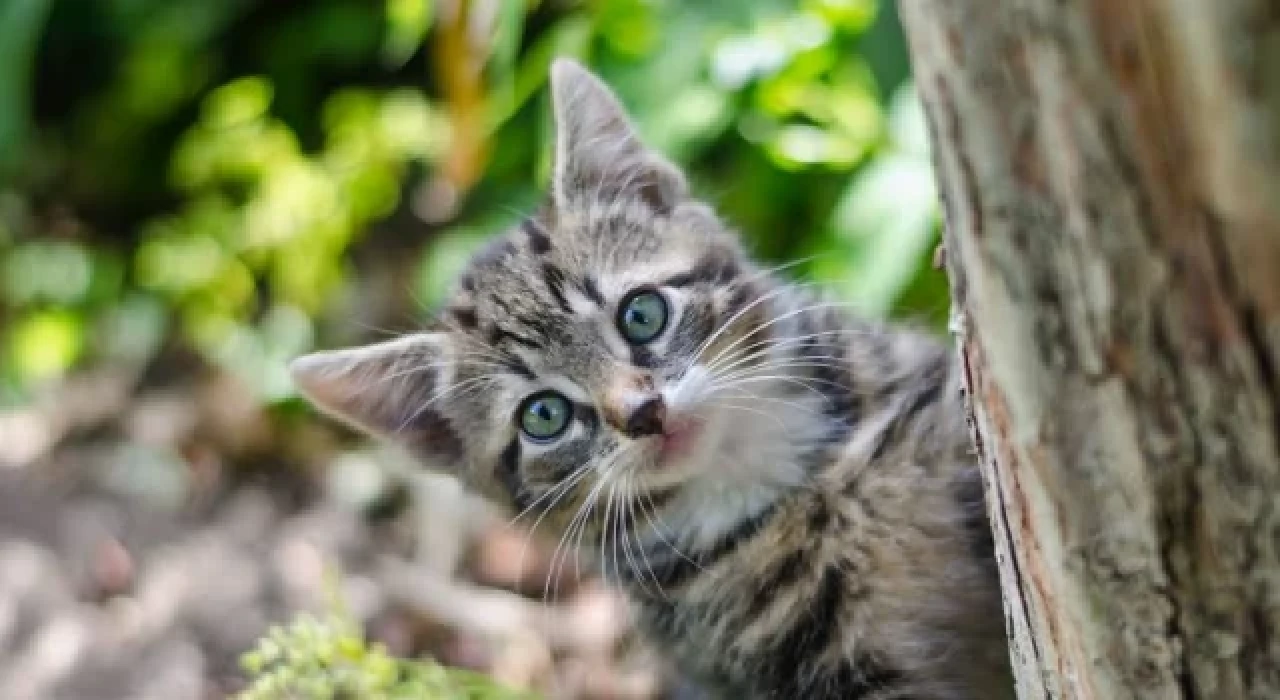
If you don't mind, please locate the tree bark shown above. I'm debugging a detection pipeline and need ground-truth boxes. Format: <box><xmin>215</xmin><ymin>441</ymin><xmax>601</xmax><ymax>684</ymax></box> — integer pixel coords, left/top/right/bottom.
<box><xmin>898</xmin><ymin>1</ymin><xmax>1280</xmax><ymax>698</ymax></box>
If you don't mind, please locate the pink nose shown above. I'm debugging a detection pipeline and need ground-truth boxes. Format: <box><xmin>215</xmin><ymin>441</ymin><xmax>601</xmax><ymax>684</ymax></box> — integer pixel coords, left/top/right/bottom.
<box><xmin>623</xmin><ymin>395</ymin><xmax>666</xmax><ymax>437</ymax></box>
<box><xmin>603</xmin><ymin>388</ymin><xmax>667</xmax><ymax>438</ymax></box>
<box><xmin>602</xmin><ymin>369</ymin><xmax>665</xmax><ymax>438</ymax></box>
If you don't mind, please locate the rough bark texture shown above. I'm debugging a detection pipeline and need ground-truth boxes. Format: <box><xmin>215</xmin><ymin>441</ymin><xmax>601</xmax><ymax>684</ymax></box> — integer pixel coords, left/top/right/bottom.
<box><xmin>898</xmin><ymin>1</ymin><xmax>1280</xmax><ymax>698</ymax></box>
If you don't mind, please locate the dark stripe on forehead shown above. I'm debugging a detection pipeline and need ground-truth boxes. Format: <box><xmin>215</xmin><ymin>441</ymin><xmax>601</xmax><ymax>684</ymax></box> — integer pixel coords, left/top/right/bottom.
<box><xmin>662</xmin><ymin>270</ymin><xmax>698</xmax><ymax>288</ymax></box>
<box><xmin>541</xmin><ymin>262</ymin><xmax>573</xmax><ymax>314</ymax></box>
<box><xmin>487</xmin><ymin>324</ymin><xmax>544</xmax><ymax>350</ymax></box>
<box><xmin>460</xmin><ymin>235</ymin><xmax>519</xmax><ymax>293</ymax></box>
<box><xmin>474</xmin><ymin>236</ymin><xmax>518</xmax><ymax>269</ymax></box>
<box><xmin>581</xmin><ymin>275</ymin><xmax>604</xmax><ymax>306</ymax></box>
<box><xmin>664</xmin><ymin>251</ymin><xmax>741</xmax><ymax>288</ymax></box>
<box><xmin>504</xmin><ymin>356</ymin><xmax>537</xmax><ymax>380</ymax></box>
<box><xmin>487</xmin><ymin>295</ymin><xmax>560</xmax><ymax>348</ymax></box>
<box><xmin>452</xmin><ymin>319</ymin><xmax>537</xmax><ymax>379</ymax></box>
<box><xmin>523</xmin><ymin>219</ymin><xmax>552</xmax><ymax>254</ymax></box>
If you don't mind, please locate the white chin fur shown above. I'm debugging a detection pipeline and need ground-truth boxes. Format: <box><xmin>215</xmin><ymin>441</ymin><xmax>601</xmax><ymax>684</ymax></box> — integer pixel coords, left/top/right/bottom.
<box><xmin>651</xmin><ymin>363</ymin><xmax>833</xmax><ymax>551</ymax></box>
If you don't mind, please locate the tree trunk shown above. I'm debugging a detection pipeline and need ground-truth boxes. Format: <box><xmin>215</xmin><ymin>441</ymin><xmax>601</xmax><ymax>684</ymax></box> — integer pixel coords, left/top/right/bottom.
<box><xmin>897</xmin><ymin>1</ymin><xmax>1280</xmax><ymax>698</ymax></box>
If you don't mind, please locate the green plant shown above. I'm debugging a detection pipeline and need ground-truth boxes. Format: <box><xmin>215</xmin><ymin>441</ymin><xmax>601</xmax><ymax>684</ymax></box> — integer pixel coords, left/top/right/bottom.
<box><xmin>238</xmin><ymin>612</ymin><xmax>537</xmax><ymax>700</ymax></box>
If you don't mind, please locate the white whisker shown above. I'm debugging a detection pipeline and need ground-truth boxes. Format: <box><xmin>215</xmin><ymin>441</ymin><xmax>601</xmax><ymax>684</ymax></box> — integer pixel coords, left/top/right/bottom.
<box><xmin>699</xmin><ymin>300</ymin><xmax>863</xmax><ymax>379</ymax></box>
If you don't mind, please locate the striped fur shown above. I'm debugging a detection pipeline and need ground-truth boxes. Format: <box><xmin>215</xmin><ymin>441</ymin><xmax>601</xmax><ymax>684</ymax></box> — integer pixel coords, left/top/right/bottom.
<box><xmin>290</xmin><ymin>60</ymin><xmax>1012</xmax><ymax>699</ymax></box>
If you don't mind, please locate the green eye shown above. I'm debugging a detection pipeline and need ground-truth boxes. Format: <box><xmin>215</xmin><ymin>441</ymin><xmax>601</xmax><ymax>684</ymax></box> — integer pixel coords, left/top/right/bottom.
<box><xmin>518</xmin><ymin>391</ymin><xmax>571</xmax><ymax>441</ymax></box>
<box><xmin>617</xmin><ymin>289</ymin><xmax>669</xmax><ymax>344</ymax></box>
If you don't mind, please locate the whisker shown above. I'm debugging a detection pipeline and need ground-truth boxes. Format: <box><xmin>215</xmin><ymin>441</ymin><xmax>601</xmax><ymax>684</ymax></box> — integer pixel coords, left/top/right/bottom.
<box><xmin>617</xmin><ymin>475</ymin><xmax>658</xmax><ymax>597</ymax></box>
<box><xmin>684</xmin><ymin>284</ymin><xmax>797</xmax><ymax>375</ymax></box>
<box><xmin>711</xmin><ymin>363</ymin><xmax>851</xmax><ymax>394</ymax></box>
<box><xmin>612</xmin><ymin>481</ymin><xmax>640</xmax><ymax>591</ymax></box>
<box><xmin>698</xmin><ymin>300</ymin><xmax>864</xmax><ymax>378</ymax></box>
<box><xmin>345</xmin><ymin>320</ymin><xmax>412</xmax><ymax>340</ymax></box>
<box><xmin>635</xmin><ymin>489</ymin><xmax>701</xmax><ymax>575</ymax></box>
<box><xmin>393</xmin><ymin>374</ymin><xmax>503</xmax><ymax>435</ymax></box>
<box><xmin>545</xmin><ymin>473</ymin><xmax>607</xmax><ymax>605</ymax></box>
<box><xmin>710</xmin><ymin>400</ymin><xmax>791</xmax><ymax>431</ymax></box>
<box><xmin>512</xmin><ymin>467</ymin><xmax>593</xmax><ymax>583</ymax></box>
<box><xmin>712</xmin><ymin>355</ymin><xmax>853</xmax><ymax>382</ymax></box>
<box><xmin>705</xmin><ymin>327</ymin><xmax>848</xmax><ymax>363</ymax></box>
<box><xmin>702</xmin><ymin>332</ymin><xmax>849</xmax><ymax>379</ymax></box>
<box><xmin>709</xmin><ymin>373</ymin><xmax>846</xmax><ymax>403</ymax></box>
<box><xmin>709</xmin><ymin>379</ymin><xmax>830</xmax><ymax>409</ymax></box>
<box><xmin>507</xmin><ymin>465</ymin><xmax>590</xmax><ymax>531</ymax></box>
<box><xmin>374</xmin><ymin>358</ymin><xmax>507</xmax><ymax>388</ymax></box>
<box><xmin>602</xmin><ymin>481</ymin><xmax>618</xmax><ymax>584</ymax></box>
<box><xmin>625</xmin><ymin>475</ymin><xmax>669</xmax><ymax>599</ymax></box>
<box><xmin>748</xmin><ymin>254</ymin><xmax>829</xmax><ymax>281</ymax></box>
<box><xmin>714</xmin><ymin>389</ymin><xmax>827</xmax><ymax>418</ymax></box>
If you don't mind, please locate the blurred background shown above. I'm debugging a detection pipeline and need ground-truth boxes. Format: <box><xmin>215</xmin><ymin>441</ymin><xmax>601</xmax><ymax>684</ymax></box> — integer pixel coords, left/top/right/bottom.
<box><xmin>0</xmin><ymin>0</ymin><xmax>944</xmax><ymax>697</ymax></box>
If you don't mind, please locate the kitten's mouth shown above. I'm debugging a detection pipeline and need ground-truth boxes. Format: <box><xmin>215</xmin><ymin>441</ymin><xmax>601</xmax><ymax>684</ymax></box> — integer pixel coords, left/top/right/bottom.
<box><xmin>656</xmin><ymin>417</ymin><xmax>704</xmax><ymax>466</ymax></box>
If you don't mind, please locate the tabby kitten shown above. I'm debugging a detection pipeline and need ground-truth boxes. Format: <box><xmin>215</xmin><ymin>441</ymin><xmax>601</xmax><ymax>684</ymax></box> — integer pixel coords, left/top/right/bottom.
<box><xmin>290</xmin><ymin>59</ymin><xmax>1012</xmax><ymax>699</ymax></box>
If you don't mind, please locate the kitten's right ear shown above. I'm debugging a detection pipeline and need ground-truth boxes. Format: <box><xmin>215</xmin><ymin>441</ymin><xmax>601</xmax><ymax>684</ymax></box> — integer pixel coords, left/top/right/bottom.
<box><xmin>549</xmin><ymin>58</ymin><xmax>687</xmax><ymax>214</ymax></box>
<box><xmin>289</xmin><ymin>333</ymin><xmax>464</xmax><ymax>465</ymax></box>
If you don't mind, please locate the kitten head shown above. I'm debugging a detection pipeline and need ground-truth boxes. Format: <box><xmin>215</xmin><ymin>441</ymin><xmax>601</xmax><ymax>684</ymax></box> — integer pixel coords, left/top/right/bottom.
<box><xmin>291</xmin><ymin>60</ymin><xmax>814</xmax><ymax>527</ymax></box>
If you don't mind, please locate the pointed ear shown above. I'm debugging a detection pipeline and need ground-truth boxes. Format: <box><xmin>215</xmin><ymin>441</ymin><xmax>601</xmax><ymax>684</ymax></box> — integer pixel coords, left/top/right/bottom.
<box><xmin>289</xmin><ymin>333</ymin><xmax>464</xmax><ymax>465</ymax></box>
<box><xmin>549</xmin><ymin>58</ymin><xmax>686</xmax><ymax>214</ymax></box>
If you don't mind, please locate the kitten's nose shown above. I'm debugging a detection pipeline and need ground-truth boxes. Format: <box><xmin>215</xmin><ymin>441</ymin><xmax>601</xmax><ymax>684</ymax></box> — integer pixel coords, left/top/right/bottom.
<box><xmin>602</xmin><ymin>369</ymin><xmax>665</xmax><ymax>438</ymax></box>
<box><xmin>624</xmin><ymin>395</ymin><xmax>667</xmax><ymax>438</ymax></box>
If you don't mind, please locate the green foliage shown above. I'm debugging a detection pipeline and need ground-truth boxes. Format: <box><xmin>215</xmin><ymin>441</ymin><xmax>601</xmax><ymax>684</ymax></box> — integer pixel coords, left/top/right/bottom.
<box><xmin>0</xmin><ymin>0</ymin><xmax>52</xmax><ymax>178</ymax></box>
<box><xmin>238</xmin><ymin>612</ymin><xmax>536</xmax><ymax>700</ymax></box>
<box><xmin>1</xmin><ymin>0</ymin><xmax>942</xmax><ymax>395</ymax></box>
<box><xmin>1</xmin><ymin>0</ymin><xmax>946</xmax><ymax>685</ymax></box>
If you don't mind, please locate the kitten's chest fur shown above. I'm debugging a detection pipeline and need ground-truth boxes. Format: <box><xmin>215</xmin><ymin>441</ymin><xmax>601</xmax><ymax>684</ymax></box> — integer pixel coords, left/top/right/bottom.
<box><xmin>612</xmin><ymin>301</ymin><xmax>1012</xmax><ymax>699</ymax></box>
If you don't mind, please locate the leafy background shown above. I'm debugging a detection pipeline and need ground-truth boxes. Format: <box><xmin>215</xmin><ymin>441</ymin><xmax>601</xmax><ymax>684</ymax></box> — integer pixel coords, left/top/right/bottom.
<box><xmin>0</xmin><ymin>1</ymin><xmax>943</xmax><ymax>698</ymax></box>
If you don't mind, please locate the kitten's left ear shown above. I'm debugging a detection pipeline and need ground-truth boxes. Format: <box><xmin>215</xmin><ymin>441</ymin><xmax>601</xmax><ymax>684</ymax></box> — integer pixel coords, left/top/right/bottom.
<box><xmin>549</xmin><ymin>58</ymin><xmax>687</xmax><ymax>214</ymax></box>
<box><xmin>289</xmin><ymin>333</ymin><xmax>464</xmax><ymax>466</ymax></box>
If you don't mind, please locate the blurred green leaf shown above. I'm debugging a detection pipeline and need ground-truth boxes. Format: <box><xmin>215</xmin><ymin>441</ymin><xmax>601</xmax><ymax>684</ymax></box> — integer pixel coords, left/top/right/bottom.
<box><xmin>96</xmin><ymin>294</ymin><xmax>168</xmax><ymax>364</ymax></box>
<box><xmin>820</xmin><ymin>83</ymin><xmax>938</xmax><ymax>315</ymax></box>
<box><xmin>489</xmin><ymin>0</ymin><xmax>527</xmax><ymax>85</ymax></box>
<box><xmin>824</xmin><ymin>152</ymin><xmax>938</xmax><ymax>314</ymax></box>
<box><xmin>595</xmin><ymin>0</ymin><xmax>662</xmax><ymax>58</ymax></box>
<box><xmin>0</xmin><ymin>0</ymin><xmax>53</xmax><ymax>179</ymax></box>
<box><xmin>766</xmin><ymin>124</ymin><xmax>869</xmax><ymax>170</ymax></box>
<box><xmin>3</xmin><ymin>241</ymin><xmax>94</xmax><ymax>305</ymax></box>
<box><xmin>8</xmin><ymin>310</ymin><xmax>83</xmax><ymax>382</ymax></box>
<box><xmin>490</xmin><ymin>15</ymin><xmax>593</xmax><ymax>131</ymax></box>
<box><xmin>804</xmin><ymin>0</ymin><xmax>878</xmax><ymax>32</ymax></box>
<box><xmin>383</xmin><ymin>0</ymin><xmax>434</xmax><ymax>67</ymax></box>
